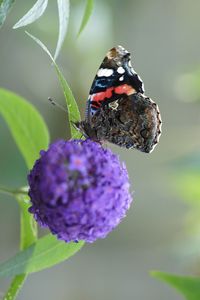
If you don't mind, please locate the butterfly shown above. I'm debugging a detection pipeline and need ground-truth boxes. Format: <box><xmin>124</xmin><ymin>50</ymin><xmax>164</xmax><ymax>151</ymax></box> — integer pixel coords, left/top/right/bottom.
<box><xmin>75</xmin><ymin>45</ymin><xmax>162</xmax><ymax>153</ymax></box>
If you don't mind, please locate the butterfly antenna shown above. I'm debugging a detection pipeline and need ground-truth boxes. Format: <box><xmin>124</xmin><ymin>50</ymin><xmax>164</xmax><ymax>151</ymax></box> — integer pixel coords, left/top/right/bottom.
<box><xmin>48</xmin><ymin>97</ymin><xmax>81</xmax><ymax>131</ymax></box>
<box><xmin>48</xmin><ymin>97</ymin><xmax>68</xmax><ymax>113</ymax></box>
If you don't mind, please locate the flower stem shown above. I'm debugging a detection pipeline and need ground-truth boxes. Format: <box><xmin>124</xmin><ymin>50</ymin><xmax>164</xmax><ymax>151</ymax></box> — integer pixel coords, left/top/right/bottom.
<box><xmin>2</xmin><ymin>274</ymin><xmax>27</xmax><ymax>300</ymax></box>
<box><xmin>2</xmin><ymin>194</ymin><xmax>37</xmax><ymax>300</ymax></box>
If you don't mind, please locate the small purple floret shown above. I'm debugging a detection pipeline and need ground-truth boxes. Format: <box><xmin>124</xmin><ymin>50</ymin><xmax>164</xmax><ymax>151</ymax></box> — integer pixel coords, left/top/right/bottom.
<box><xmin>28</xmin><ymin>139</ymin><xmax>132</xmax><ymax>243</ymax></box>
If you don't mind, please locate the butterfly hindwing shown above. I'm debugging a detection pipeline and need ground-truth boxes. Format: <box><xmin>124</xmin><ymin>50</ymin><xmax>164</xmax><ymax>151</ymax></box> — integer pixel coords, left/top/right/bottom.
<box><xmin>86</xmin><ymin>45</ymin><xmax>145</xmax><ymax>120</ymax></box>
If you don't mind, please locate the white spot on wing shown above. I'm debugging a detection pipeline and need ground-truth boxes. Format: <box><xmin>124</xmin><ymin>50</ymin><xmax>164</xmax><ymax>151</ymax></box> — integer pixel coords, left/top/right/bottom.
<box><xmin>117</xmin><ymin>66</ymin><xmax>125</xmax><ymax>74</ymax></box>
<box><xmin>97</xmin><ymin>68</ymin><xmax>113</xmax><ymax>77</ymax></box>
<box><xmin>119</xmin><ymin>76</ymin><xmax>124</xmax><ymax>81</ymax></box>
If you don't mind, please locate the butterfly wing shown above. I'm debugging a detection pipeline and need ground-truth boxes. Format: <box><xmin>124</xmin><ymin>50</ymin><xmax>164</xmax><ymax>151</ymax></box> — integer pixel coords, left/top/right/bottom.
<box><xmin>86</xmin><ymin>45</ymin><xmax>145</xmax><ymax>120</ymax></box>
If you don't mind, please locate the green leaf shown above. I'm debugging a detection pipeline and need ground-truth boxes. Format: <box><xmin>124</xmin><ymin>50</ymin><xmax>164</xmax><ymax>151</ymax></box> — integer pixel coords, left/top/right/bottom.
<box><xmin>151</xmin><ymin>271</ymin><xmax>200</xmax><ymax>300</ymax></box>
<box><xmin>0</xmin><ymin>88</ymin><xmax>49</xmax><ymax>169</ymax></box>
<box><xmin>54</xmin><ymin>0</ymin><xmax>70</xmax><ymax>60</ymax></box>
<box><xmin>0</xmin><ymin>234</ymin><xmax>84</xmax><ymax>278</ymax></box>
<box><xmin>77</xmin><ymin>0</ymin><xmax>94</xmax><ymax>37</ymax></box>
<box><xmin>26</xmin><ymin>31</ymin><xmax>82</xmax><ymax>139</ymax></box>
<box><xmin>0</xmin><ymin>0</ymin><xmax>15</xmax><ymax>27</ymax></box>
<box><xmin>13</xmin><ymin>0</ymin><xmax>48</xmax><ymax>29</ymax></box>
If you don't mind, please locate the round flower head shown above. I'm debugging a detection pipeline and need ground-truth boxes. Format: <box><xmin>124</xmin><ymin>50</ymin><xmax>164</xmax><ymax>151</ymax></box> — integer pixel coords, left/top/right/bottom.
<box><xmin>28</xmin><ymin>139</ymin><xmax>132</xmax><ymax>243</ymax></box>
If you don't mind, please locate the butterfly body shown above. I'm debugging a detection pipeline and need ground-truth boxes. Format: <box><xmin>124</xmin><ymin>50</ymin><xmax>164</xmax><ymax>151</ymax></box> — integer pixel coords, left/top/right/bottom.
<box><xmin>76</xmin><ymin>45</ymin><xmax>162</xmax><ymax>153</ymax></box>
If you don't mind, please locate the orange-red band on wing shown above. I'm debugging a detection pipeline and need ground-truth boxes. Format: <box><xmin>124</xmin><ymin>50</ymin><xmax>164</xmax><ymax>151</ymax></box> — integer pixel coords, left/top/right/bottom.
<box><xmin>91</xmin><ymin>84</ymin><xmax>135</xmax><ymax>109</ymax></box>
<box><xmin>115</xmin><ymin>84</ymin><xmax>135</xmax><ymax>95</ymax></box>
<box><xmin>92</xmin><ymin>87</ymin><xmax>114</xmax><ymax>102</ymax></box>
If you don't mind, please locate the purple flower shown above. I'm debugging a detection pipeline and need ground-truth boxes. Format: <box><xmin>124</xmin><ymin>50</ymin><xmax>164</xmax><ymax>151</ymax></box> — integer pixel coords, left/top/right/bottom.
<box><xmin>28</xmin><ymin>139</ymin><xmax>132</xmax><ymax>243</ymax></box>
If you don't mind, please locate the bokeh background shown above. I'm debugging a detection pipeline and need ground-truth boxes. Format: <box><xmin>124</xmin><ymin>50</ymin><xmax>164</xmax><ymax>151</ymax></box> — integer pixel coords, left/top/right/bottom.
<box><xmin>1</xmin><ymin>0</ymin><xmax>200</xmax><ymax>299</ymax></box>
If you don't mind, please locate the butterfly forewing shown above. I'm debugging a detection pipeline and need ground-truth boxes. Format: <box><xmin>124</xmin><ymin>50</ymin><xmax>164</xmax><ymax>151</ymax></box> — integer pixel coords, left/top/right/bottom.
<box><xmin>86</xmin><ymin>45</ymin><xmax>144</xmax><ymax>120</ymax></box>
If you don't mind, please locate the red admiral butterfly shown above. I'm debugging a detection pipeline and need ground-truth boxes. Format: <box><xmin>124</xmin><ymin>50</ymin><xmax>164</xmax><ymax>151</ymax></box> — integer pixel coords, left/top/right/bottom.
<box><xmin>76</xmin><ymin>45</ymin><xmax>162</xmax><ymax>153</ymax></box>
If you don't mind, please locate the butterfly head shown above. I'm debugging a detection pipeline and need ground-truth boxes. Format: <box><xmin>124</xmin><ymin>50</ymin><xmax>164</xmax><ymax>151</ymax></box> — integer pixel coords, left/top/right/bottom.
<box><xmin>106</xmin><ymin>45</ymin><xmax>130</xmax><ymax>65</ymax></box>
<box><xmin>103</xmin><ymin>45</ymin><xmax>136</xmax><ymax>77</ymax></box>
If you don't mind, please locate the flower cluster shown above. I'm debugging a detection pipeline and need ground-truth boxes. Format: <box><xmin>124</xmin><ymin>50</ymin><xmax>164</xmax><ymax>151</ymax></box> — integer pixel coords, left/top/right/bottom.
<box><xmin>28</xmin><ymin>139</ymin><xmax>132</xmax><ymax>243</ymax></box>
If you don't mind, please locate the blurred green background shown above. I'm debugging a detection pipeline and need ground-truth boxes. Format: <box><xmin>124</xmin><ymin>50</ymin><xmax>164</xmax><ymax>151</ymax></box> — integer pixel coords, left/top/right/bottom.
<box><xmin>1</xmin><ymin>0</ymin><xmax>200</xmax><ymax>299</ymax></box>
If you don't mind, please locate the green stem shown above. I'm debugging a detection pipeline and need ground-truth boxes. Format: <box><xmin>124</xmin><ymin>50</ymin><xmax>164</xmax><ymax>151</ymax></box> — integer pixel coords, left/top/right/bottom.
<box><xmin>0</xmin><ymin>187</ymin><xmax>28</xmax><ymax>197</ymax></box>
<box><xmin>2</xmin><ymin>194</ymin><xmax>37</xmax><ymax>300</ymax></box>
<box><xmin>2</xmin><ymin>274</ymin><xmax>27</xmax><ymax>300</ymax></box>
